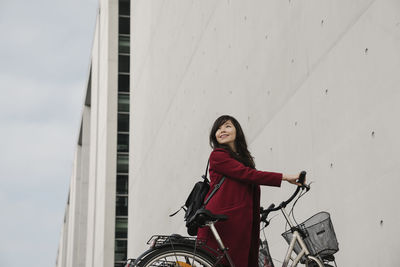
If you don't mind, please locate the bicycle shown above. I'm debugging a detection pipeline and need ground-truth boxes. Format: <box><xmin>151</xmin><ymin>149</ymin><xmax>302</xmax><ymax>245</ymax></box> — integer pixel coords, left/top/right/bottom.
<box><xmin>125</xmin><ymin>172</ymin><xmax>339</xmax><ymax>267</ymax></box>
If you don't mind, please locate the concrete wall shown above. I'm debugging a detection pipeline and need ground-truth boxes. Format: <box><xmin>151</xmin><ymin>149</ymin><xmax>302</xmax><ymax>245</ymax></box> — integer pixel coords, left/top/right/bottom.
<box><xmin>129</xmin><ymin>0</ymin><xmax>400</xmax><ymax>266</ymax></box>
<box><xmin>56</xmin><ymin>203</ymin><xmax>69</xmax><ymax>267</ymax></box>
<box><xmin>64</xmin><ymin>148</ymin><xmax>81</xmax><ymax>267</ymax></box>
<box><xmin>85</xmin><ymin>0</ymin><xmax>119</xmax><ymax>266</ymax></box>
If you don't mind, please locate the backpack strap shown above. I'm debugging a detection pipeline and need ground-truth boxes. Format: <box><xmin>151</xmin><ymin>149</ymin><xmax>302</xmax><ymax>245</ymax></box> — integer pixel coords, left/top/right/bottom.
<box><xmin>201</xmin><ymin>160</ymin><xmax>210</xmax><ymax>182</ymax></box>
<box><xmin>203</xmin><ymin>176</ymin><xmax>226</xmax><ymax>205</ymax></box>
<box><xmin>169</xmin><ymin>205</ymin><xmax>186</xmax><ymax>217</ymax></box>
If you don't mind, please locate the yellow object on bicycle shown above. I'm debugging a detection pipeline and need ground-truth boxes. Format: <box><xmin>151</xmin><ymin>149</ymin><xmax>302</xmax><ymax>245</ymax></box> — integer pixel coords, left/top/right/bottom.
<box><xmin>176</xmin><ymin>261</ymin><xmax>192</xmax><ymax>267</ymax></box>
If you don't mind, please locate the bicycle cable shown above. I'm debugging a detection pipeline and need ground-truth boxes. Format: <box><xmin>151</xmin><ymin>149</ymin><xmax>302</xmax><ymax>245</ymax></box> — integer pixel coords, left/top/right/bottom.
<box><xmin>283</xmin><ymin>190</ymin><xmax>301</xmax><ymax>231</ymax></box>
<box><xmin>260</xmin><ymin>213</ymin><xmax>279</xmax><ymax>232</ymax></box>
<box><xmin>261</xmin><ymin>227</ymin><xmax>267</xmax><ymax>243</ymax></box>
<box><xmin>290</xmin><ymin>188</ymin><xmax>307</xmax><ymax>226</ymax></box>
<box><xmin>284</xmin><ymin>182</ymin><xmax>312</xmax><ymax>231</ymax></box>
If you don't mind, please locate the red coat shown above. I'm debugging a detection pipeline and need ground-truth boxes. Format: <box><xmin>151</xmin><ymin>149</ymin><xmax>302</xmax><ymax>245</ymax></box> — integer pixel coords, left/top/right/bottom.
<box><xmin>197</xmin><ymin>148</ymin><xmax>282</xmax><ymax>267</ymax></box>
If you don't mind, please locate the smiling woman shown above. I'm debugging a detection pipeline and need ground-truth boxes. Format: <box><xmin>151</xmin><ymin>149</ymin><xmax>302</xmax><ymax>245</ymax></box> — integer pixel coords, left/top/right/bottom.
<box><xmin>209</xmin><ymin>115</ymin><xmax>256</xmax><ymax>169</ymax></box>
<box><xmin>197</xmin><ymin>115</ymin><xmax>301</xmax><ymax>267</ymax></box>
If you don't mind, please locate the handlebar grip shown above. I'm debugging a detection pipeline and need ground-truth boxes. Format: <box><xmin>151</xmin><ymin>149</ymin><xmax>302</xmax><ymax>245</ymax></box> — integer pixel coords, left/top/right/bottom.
<box><xmin>298</xmin><ymin>171</ymin><xmax>306</xmax><ymax>185</ymax></box>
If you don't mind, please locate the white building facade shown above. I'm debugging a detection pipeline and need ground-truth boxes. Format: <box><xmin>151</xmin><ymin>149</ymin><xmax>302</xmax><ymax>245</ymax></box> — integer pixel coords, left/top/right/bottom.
<box><xmin>56</xmin><ymin>0</ymin><xmax>131</xmax><ymax>267</ymax></box>
<box><xmin>57</xmin><ymin>1</ymin><xmax>400</xmax><ymax>266</ymax></box>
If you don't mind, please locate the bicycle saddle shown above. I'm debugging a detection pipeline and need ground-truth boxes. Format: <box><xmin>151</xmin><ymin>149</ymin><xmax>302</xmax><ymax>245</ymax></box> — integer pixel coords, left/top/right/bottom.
<box><xmin>190</xmin><ymin>208</ymin><xmax>228</xmax><ymax>226</ymax></box>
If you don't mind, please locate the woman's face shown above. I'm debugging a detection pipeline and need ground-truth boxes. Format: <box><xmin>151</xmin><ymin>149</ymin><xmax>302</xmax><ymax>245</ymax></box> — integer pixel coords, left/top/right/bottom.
<box><xmin>215</xmin><ymin>120</ymin><xmax>237</xmax><ymax>151</ymax></box>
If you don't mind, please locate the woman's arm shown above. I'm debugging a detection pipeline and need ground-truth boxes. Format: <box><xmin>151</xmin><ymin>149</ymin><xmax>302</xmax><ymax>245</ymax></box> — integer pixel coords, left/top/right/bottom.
<box><xmin>210</xmin><ymin>149</ymin><xmax>282</xmax><ymax>186</ymax></box>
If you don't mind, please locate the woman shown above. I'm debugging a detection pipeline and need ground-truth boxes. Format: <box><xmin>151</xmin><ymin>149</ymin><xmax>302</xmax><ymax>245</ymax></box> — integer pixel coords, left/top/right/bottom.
<box><xmin>197</xmin><ymin>115</ymin><xmax>301</xmax><ymax>267</ymax></box>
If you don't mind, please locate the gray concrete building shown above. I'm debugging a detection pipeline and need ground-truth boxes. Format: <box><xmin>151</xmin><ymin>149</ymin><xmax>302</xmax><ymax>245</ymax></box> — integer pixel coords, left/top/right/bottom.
<box><xmin>56</xmin><ymin>0</ymin><xmax>130</xmax><ymax>266</ymax></box>
<box><xmin>57</xmin><ymin>1</ymin><xmax>400</xmax><ymax>266</ymax></box>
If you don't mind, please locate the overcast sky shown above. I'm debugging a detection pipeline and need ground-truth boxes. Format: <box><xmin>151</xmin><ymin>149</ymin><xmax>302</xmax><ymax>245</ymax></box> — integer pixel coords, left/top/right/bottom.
<box><xmin>0</xmin><ymin>1</ymin><xmax>98</xmax><ymax>266</ymax></box>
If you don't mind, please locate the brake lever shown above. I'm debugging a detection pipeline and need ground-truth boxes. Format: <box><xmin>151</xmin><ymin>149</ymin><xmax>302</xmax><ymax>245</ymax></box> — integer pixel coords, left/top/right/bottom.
<box><xmin>302</xmin><ymin>183</ymin><xmax>310</xmax><ymax>192</ymax></box>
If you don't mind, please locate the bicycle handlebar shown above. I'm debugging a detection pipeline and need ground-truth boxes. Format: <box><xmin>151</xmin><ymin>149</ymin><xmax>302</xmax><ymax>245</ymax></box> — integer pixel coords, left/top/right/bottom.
<box><xmin>260</xmin><ymin>171</ymin><xmax>308</xmax><ymax>223</ymax></box>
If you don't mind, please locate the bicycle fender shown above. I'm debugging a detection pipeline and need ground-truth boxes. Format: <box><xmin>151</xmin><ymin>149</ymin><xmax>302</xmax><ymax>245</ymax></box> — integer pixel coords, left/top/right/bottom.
<box><xmin>131</xmin><ymin>243</ymin><xmax>218</xmax><ymax>267</ymax></box>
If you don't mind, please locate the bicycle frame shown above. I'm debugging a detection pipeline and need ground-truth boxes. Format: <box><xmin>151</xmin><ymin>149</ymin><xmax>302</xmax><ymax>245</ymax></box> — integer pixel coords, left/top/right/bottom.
<box><xmin>281</xmin><ymin>207</ymin><xmax>322</xmax><ymax>267</ymax></box>
<box><xmin>206</xmin><ymin>221</ymin><xmax>235</xmax><ymax>266</ymax></box>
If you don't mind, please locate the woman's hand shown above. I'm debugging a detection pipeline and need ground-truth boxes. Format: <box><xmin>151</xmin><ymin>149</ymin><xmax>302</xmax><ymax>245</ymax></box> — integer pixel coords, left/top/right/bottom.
<box><xmin>282</xmin><ymin>173</ymin><xmax>304</xmax><ymax>186</ymax></box>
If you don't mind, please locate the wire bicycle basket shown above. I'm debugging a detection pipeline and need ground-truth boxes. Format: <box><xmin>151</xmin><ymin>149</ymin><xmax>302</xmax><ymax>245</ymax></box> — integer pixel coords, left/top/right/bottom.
<box><xmin>282</xmin><ymin>212</ymin><xmax>339</xmax><ymax>259</ymax></box>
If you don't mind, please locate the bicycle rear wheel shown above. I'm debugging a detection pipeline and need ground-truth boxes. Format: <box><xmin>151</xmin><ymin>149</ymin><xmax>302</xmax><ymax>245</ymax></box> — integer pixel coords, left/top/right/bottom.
<box><xmin>137</xmin><ymin>244</ymin><xmax>218</xmax><ymax>267</ymax></box>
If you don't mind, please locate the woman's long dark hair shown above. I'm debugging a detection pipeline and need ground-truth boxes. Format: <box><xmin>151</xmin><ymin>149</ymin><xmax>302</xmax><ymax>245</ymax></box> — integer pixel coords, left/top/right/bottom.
<box><xmin>210</xmin><ymin>115</ymin><xmax>255</xmax><ymax>168</ymax></box>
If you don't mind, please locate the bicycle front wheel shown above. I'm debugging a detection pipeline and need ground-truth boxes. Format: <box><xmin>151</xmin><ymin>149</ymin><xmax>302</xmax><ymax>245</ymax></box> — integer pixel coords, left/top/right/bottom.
<box><xmin>137</xmin><ymin>244</ymin><xmax>218</xmax><ymax>267</ymax></box>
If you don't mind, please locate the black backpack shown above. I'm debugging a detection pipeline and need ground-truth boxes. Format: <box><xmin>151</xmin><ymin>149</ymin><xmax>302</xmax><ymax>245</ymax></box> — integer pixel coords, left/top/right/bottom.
<box><xmin>170</xmin><ymin>160</ymin><xmax>225</xmax><ymax>236</ymax></box>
